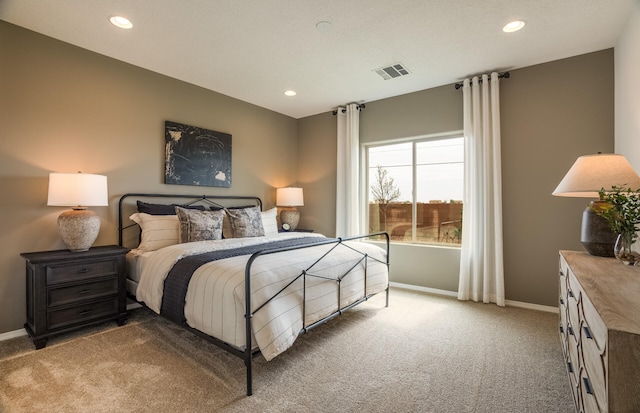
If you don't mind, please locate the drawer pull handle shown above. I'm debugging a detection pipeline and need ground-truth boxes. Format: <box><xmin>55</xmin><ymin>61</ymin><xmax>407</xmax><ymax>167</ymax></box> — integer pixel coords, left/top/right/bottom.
<box><xmin>78</xmin><ymin>268</ymin><xmax>90</xmax><ymax>273</ymax></box>
<box><xmin>583</xmin><ymin>326</ymin><xmax>593</xmax><ymax>340</ymax></box>
<box><xmin>568</xmin><ymin>326</ymin><xmax>574</xmax><ymax>336</ymax></box>
<box><xmin>560</xmin><ymin>270</ymin><xmax>565</xmax><ymax>276</ymax></box>
<box><xmin>583</xmin><ymin>377</ymin><xmax>593</xmax><ymax>395</ymax></box>
<box><xmin>559</xmin><ymin>326</ymin><xmax>564</xmax><ymax>334</ymax></box>
<box><xmin>567</xmin><ymin>362</ymin><xmax>573</xmax><ymax>373</ymax></box>
<box><xmin>79</xmin><ymin>309</ymin><xmax>93</xmax><ymax>315</ymax></box>
<box><xmin>560</xmin><ymin>298</ymin><xmax>564</xmax><ymax>305</ymax></box>
<box><xmin>568</xmin><ymin>290</ymin><xmax>574</xmax><ymax>298</ymax></box>
<box><xmin>78</xmin><ymin>289</ymin><xmax>91</xmax><ymax>295</ymax></box>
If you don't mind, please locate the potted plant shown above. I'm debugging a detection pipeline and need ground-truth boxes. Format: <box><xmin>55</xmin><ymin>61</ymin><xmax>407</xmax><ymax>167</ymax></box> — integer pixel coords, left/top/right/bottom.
<box><xmin>591</xmin><ymin>185</ymin><xmax>640</xmax><ymax>264</ymax></box>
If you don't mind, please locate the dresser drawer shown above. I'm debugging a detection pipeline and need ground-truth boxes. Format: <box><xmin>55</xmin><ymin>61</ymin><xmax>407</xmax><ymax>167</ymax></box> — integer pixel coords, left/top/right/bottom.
<box><xmin>566</xmin><ymin>356</ymin><xmax>580</xmax><ymax>411</ymax></box>
<box><xmin>46</xmin><ymin>258</ymin><xmax>119</xmax><ymax>285</ymax></box>
<box><xmin>579</xmin><ymin>367</ymin><xmax>604</xmax><ymax>413</ymax></box>
<box><xmin>47</xmin><ymin>297</ymin><xmax>119</xmax><ymax>330</ymax></box>
<box><xmin>559</xmin><ymin>256</ymin><xmax>569</xmax><ymax>295</ymax></box>
<box><xmin>47</xmin><ymin>278</ymin><xmax>118</xmax><ymax>307</ymax></box>
<box><xmin>579</xmin><ymin>293</ymin><xmax>607</xmax><ymax>354</ymax></box>
<box><xmin>581</xmin><ymin>327</ymin><xmax>607</xmax><ymax>410</ymax></box>
<box><xmin>559</xmin><ymin>305</ymin><xmax>568</xmax><ymax>344</ymax></box>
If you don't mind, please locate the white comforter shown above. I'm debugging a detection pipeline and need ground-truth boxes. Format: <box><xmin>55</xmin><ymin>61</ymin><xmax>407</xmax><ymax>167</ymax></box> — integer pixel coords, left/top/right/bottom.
<box><xmin>135</xmin><ymin>233</ymin><xmax>388</xmax><ymax>361</ymax></box>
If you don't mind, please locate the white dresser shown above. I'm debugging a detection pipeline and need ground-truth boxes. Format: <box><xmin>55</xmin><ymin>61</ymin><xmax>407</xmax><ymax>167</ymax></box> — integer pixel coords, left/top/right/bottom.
<box><xmin>558</xmin><ymin>250</ymin><xmax>640</xmax><ymax>412</ymax></box>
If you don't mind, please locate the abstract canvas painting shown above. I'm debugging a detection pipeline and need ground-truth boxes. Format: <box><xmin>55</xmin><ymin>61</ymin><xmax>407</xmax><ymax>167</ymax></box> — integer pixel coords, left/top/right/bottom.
<box><xmin>164</xmin><ymin>121</ymin><xmax>232</xmax><ymax>187</ymax></box>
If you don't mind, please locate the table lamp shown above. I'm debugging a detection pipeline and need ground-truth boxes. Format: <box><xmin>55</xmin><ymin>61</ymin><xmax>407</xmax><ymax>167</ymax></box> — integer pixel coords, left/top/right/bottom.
<box><xmin>552</xmin><ymin>153</ymin><xmax>640</xmax><ymax>256</ymax></box>
<box><xmin>276</xmin><ymin>187</ymin><xmax>304</xmax><ymax>231</ymax></box>
<box><xmin>47</xmin><ymin>172</ymin><xmax>109</xmax><ymax>251</ymax></box>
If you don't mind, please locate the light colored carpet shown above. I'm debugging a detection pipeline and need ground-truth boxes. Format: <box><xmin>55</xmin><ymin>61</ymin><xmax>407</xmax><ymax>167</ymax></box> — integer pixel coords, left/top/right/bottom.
<box><xmin>0</xmin><ymin>288</ymin><xmax>575</xmax><ymax>413</ymax></box>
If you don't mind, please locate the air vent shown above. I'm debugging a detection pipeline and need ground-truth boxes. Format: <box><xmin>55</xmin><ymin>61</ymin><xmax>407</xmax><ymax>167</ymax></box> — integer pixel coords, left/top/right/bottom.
<box><xmin>374</xmin><ymin>63</ymin><xmax>410</xmax><ymax>80</ymax></box>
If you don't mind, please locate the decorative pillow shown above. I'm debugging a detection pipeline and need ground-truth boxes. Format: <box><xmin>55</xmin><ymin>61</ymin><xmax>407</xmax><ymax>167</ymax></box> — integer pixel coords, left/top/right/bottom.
<box><xmin>137</xmin><ymin>201</ymin><xmax>205</xmax><ymax>215</ymax></box>
<box><xmin>261</xmin><ymin>207</ymin><xmax>278</xmax><ymax>236</ymax></box>
<box><xmin>225</xmin><ymin>206</ymin><xmax>265</xmax><ymax>238</ymax></box>
<box><xmin>129</xmin><ymin>213</ymin><xmax>179</xmax><ymax>252</ymax></box>
<box><xmin>176</xmin><ymin>207</ymin><xmax>224</xmax><ymax>243</ymax></box>
<box><xmin>217</xmin><ymin>205</ymin><xmax>259</xmax><ymax>238</ymax></box>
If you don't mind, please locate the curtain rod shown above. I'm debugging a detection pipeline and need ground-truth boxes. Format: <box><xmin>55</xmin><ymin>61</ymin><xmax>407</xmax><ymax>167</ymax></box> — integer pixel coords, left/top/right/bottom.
<box><xmin>332</xmin><ymin>103</ymin><xmax>366</xmax><ymax>115</ymax></box>
<box><xmin>454</xmin><ymin>71</ymin><xmax>510</xmax><ymax>90</ymax></box>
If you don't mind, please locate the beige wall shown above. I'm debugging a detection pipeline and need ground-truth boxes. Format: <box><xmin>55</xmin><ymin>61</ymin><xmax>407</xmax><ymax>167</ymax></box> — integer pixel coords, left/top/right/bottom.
<box><xmin>298</xmin><ymin>50</ymin><xmax>615</xmax><ymax>306</ymax></box>
<box><xmin>0</xmin><ymin>21</ymin><xmax>299</xmax><ymax>333</ymax></box>
<box><xmin>501</xmin><ymin>50</ymin><xmax>614</xmax><ymax>304</ymax></box>
<box><xmin>296</xmin><ymin>111</ymin><xmax>336</xmax><ymax>235</ymax></box>
<box><xmin>615</xmin><ymin>1</ymin><xmax>640</xmax><ymax>170</ymax></box>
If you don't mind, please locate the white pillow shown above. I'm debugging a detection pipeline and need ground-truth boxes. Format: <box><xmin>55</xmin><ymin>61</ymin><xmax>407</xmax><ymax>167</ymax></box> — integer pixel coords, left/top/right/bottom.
<box><xmin>129</xmin><ymin>213</ymin><xmax>179</xmax><ymax>252</ymax></box>
<box><xmin>261</xmin><ymin>208</ymin><xmax>278</xmax><ymax>236</ymax></box>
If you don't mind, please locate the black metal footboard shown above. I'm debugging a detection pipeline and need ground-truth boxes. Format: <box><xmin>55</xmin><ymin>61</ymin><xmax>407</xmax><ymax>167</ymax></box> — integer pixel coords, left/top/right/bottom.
<box><xmin>242</xmin><ymin>232</ymin><xmax>390</xmax><ymax>396</ymax></box>
<box><xmin>117</xmin><ymin>193</ymin><xmax>389</xmax><ymax>397</ymax></box>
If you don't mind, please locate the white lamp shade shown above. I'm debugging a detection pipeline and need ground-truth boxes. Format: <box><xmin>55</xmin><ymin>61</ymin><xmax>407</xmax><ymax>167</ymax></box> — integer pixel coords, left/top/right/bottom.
<box><xmin>276</xmin><ymin>187</ymin><xmax>304</xmax><ymax>207</ymax></box>
<box><xmin>552</xmin><ymin>154</ymin><xmax>640</xmax><ymax>198</ymax></box>
<box><xmin>47</xmin><ymin>173</ymin><xmax>109</xmax><ymax>207</ymax></box>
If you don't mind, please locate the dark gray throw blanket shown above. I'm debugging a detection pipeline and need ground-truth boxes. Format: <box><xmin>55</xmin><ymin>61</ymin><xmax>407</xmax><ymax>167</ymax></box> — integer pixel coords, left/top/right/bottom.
<box><xmin>161</xmin><ymin>237</ymin><xmax>331</xmax><ymax>324</ymax></box>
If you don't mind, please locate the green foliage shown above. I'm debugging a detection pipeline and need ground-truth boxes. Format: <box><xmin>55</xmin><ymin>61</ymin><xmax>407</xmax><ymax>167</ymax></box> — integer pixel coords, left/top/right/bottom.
<box><xmin>592</xmin><ymin>185</ymin><xmax>640</xmax><ymax>243</ymax></box>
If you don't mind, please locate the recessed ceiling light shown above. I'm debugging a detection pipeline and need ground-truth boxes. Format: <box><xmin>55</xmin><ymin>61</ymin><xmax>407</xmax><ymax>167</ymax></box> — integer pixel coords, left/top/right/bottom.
<box><xmin>503</xmin><ymin>20</ymin><xmax>525</xmax><ymax>33</ymax></box>
<box><xmin>110</xmin><ymin>16</ymin><xmax>133</xmax><ymax>29</ymax></box>
<box><xmin>284</xmin><ymin>90</ymin><xmax>297</xmax><ymax>97</ymax></box>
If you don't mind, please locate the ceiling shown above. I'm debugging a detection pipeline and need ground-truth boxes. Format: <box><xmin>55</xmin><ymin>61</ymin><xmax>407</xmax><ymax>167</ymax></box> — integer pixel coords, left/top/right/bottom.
<box><xmin>0</xmin><ymin>0</ymin><xmax>634</xmax><ymax>119</ymax></box>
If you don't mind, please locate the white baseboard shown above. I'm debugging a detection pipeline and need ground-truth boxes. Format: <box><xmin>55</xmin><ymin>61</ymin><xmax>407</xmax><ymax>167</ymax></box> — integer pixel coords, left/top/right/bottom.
<box><xmin>390</xmin><ymin>281</ymin><xmax>458</xmax><ymax>298</ymax></box>
<box><xmin>505</xmin><ymin>299</ymin><xmax>558</xmax><ymax>314</ymax></box>
<box><xmin>0</xmin><ymin>328</ymin><xmax>27</xmax><ymax>342</ymax></box>
<box><xmin>390</xmin><ymin>282</ymin><xmax>558</xmax><ymax>314</ymax></box>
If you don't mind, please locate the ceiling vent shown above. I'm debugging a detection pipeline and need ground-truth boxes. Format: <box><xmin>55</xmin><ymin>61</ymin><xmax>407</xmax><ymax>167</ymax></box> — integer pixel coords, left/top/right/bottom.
<box><xmin>375</xmin><ymin>63</ymin><xmax>410</xmax><ymax>80</ymax></box>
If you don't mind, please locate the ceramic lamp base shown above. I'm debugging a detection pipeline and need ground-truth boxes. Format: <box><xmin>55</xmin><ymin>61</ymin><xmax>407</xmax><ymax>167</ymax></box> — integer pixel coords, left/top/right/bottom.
<box><xmin>57</xmin><ymin>208</ymin><xmax>101</xmax><ymax>252</ymax></box>
<box><xmin>280</xmin><ymin>209</ymin><xmax>300</xmax><ymax>231</ymax></box>
<box><xmin>580</xmin><ymin>202</ymin><xmax>616</xmax><ymax>257</ymax></box>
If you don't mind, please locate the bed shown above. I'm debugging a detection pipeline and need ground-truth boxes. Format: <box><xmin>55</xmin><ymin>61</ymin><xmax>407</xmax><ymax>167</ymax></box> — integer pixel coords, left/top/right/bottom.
<box><xmin>118</xmin><ymin>193</ymin><xmax>390</xmax><ymax>395</ymax></box>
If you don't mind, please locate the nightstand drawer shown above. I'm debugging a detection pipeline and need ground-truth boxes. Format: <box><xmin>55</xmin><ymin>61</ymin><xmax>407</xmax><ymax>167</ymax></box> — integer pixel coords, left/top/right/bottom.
<box><xmin>47</xmin><ymin>298</ymin><xmax>118</xmax><ymax>330</ymax></box>
<box><xmin>46</xmin><ymin>258</ymin><xmax>119</xmax><ymax>285</ymax></box>
<box><xmin>47</xmin><ymin>278</ymin><xmax>118</xmax><ymax>307</ymax></box>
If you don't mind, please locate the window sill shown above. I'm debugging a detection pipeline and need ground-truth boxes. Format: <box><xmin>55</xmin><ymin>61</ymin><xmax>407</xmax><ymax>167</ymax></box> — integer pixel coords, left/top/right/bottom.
<box><xmin>365</xmin><ymin>239</ymin><xmax>461</xmax><ymax>250</ymax></box>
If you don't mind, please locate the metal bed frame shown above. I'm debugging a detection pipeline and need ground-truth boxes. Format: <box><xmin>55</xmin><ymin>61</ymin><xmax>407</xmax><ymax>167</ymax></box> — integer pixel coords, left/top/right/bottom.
<box><xmin>118</xmin><ymin>193</ymin><xmax>390</xmax><ymax>396</ymax></box>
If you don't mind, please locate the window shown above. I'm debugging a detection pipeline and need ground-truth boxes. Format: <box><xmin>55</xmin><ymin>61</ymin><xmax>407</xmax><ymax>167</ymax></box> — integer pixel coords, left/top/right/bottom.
<box><xmin>366</xmin><ymin>133</ymin><xmax>463</xmax><ymax>245</ymax></box>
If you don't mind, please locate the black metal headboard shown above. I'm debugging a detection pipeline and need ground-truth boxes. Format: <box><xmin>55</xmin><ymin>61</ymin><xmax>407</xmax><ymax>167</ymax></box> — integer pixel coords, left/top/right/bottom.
<box><xmin>118</xmin><ymin>193</ymin><xmax>263</xmax><ymax>247</ymax></box>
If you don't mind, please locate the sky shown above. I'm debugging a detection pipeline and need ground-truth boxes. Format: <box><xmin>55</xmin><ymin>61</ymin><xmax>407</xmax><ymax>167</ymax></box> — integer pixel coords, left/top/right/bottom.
<box><xmin>367</xmin><ymin>137</ymin><xmax>463</xmax><ymax>203</ymax></box>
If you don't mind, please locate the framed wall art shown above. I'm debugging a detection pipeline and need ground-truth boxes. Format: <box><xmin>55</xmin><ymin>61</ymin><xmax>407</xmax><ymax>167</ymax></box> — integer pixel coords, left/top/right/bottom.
<box><xmin>164</xmin><ymin>120</ymin><xmax>232</xmax><ymax>187</ymax></box>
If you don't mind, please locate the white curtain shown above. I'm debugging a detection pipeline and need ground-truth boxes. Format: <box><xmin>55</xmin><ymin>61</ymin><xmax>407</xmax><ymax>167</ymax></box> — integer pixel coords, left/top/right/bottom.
<box><xmin>458</xmin><ymin>73</ymin><xmax>505</xmax><ymax>307</ymax></box>
<box><xmin>336</xmin><ymin>103</ymin><xmax>360</xmax><ymax>237</ymax></box>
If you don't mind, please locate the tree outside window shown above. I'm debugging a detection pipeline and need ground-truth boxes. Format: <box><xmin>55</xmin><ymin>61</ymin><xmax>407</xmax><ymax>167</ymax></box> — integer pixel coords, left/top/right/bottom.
<box><xmin>370</xmin><ymin>165</ymin><xmax>401</xmax><ymax>233</ymax></box>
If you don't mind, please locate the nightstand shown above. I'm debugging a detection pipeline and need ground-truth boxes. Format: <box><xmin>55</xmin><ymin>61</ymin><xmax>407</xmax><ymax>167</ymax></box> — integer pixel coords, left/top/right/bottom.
<box><xmin>21</xmin><ymin>245</ymin><xmax>129</xmax><ymax>349</ymax></box>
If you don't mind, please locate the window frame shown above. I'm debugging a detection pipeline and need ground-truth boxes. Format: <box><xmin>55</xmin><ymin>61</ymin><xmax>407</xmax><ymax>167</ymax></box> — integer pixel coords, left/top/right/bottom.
<box><xmin>362</xmin><ymin>130</ymin><xmax>464</xmax><ymax>246</ymax></box>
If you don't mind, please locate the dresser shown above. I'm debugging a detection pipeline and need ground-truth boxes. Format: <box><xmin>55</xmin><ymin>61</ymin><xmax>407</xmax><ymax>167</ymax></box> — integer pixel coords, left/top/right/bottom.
<box><xmin>21</xmin><ymin>245</ymin><xmax>129</xmax><ymax>349</ymax></box>
<box><xmin>558</xmin><ymin>250</ymin><xmax>640</xmax><ymax>412</ymax></box>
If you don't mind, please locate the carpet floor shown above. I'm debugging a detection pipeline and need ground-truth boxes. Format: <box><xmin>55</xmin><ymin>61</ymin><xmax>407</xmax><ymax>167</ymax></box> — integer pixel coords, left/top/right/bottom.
<box><xmin>0</xmin><ymin>288</ymin><xmax>575</xmax><ymax>413</ymax></box>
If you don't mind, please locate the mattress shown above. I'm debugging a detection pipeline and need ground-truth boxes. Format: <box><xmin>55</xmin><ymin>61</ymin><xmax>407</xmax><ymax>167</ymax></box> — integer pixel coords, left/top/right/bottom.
<box><xmin>131</xmin><ymin>232</ymin><xmax>388</xmax><ymax>361</ymax></box>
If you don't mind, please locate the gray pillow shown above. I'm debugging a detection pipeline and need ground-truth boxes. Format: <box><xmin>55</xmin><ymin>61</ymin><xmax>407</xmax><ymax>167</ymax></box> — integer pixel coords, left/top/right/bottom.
<box><xmin>225</xmin><ymin>206</ymin><xmax>265</xmax><ymax>238</ymax></box>
<box><xmin>176</xmin><ymin>207</ymin><xmax>224</xmax><ymax>243</ymax></box>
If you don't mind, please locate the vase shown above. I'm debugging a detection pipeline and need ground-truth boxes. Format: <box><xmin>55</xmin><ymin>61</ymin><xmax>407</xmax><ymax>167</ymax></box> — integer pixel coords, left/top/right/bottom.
<box><xmin>614</xmin><ymin>233</ymin><xmax>639</xmax><ymax>265</ymax></box>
